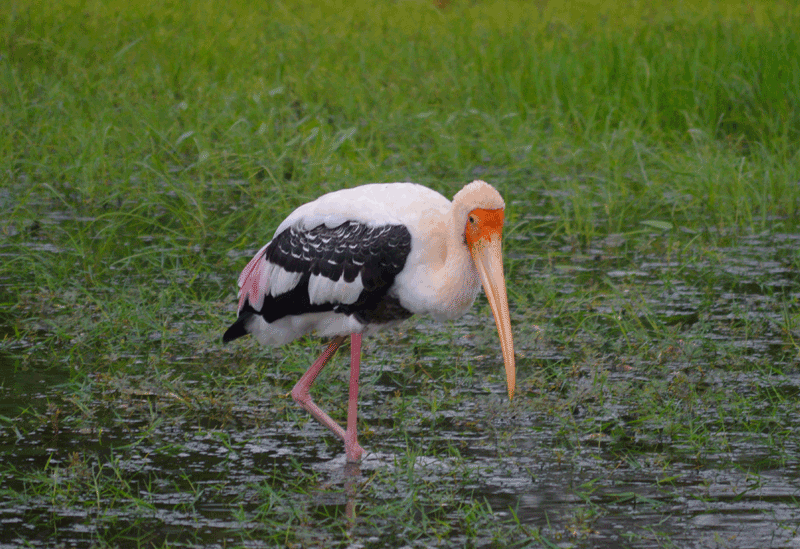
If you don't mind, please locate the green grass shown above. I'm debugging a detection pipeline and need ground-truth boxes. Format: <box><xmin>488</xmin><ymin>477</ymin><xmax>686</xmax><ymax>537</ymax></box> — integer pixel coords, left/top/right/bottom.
<box><xmin>1</xmin><ymin>0</ymin><xmax>800</xmax><ymax>547</ymax></box>
<box><xmin>3</xmin><ymin>0</ymin><xmax>799</xmax><ymax>226</ymax></box>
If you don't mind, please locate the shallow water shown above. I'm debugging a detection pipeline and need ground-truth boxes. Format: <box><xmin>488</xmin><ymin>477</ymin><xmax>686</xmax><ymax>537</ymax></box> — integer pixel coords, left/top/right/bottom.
<box><xmin>1</xmin><ymin>213</ymin><xmax>799</xmax><ymax>547</ymax></box>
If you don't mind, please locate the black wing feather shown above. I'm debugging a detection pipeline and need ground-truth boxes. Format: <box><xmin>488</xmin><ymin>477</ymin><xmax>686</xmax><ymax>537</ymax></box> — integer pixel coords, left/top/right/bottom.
<box><xmin>223</xmin><ymin>221</ymin><xmax>413</xmax><ymax>342</ymax></box>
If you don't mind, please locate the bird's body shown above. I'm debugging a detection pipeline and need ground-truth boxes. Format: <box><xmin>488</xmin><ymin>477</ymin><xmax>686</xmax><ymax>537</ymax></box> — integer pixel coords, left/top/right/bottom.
<box><xmin>224</xmin><ymin>180</ymin><xmax>515</xmax><ymax>463</ymax></box>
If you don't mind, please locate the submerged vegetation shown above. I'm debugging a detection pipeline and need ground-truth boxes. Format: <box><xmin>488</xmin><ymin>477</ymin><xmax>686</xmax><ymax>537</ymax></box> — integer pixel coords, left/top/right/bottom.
<box><xmin>1</xmin><ymin>0</ymin><xmax>799</xmax><ymax>547</ymax></box>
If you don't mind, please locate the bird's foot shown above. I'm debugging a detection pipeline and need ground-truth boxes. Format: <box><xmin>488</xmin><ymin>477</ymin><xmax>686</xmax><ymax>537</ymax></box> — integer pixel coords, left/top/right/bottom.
<box><xmin>345</xmin><ymin>441</ymin><xmax>365</xmax><ymax>463</ymax></box>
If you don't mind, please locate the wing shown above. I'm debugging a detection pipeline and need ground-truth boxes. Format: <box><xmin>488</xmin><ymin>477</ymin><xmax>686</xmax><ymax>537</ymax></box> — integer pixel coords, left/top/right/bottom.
<box><xmin>222</xmin><ymin>221</ymin><xmax>413</xmax><ymax>343</ymax></box>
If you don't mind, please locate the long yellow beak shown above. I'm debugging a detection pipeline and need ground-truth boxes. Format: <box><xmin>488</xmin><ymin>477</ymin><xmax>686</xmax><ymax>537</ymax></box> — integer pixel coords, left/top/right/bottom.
<box><xmin>470</xmin><ymin>236</ymin><xmax>516</xmax><ymax>400</ymax></box>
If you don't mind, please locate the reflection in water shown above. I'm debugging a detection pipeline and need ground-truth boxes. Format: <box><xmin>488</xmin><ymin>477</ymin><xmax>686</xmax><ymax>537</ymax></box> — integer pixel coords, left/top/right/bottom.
<box><xmin>343</xmin><ymin>461</ymin><xmax>360</xmax><ymax>526</ymax></box>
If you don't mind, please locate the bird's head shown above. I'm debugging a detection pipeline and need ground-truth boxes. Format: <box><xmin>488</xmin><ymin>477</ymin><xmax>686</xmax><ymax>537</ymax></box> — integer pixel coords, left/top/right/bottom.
<box><xmin>454</xmin><ymin>181</ymin><xmax>516</xmax><ymax>400</ymax></box>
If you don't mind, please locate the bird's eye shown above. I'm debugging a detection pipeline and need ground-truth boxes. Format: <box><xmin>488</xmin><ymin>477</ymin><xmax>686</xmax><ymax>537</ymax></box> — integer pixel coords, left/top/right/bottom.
<box><xmin>468</xmin><ymin>215</ymin><xmax>476</xmax><ymax>224</ymax></box>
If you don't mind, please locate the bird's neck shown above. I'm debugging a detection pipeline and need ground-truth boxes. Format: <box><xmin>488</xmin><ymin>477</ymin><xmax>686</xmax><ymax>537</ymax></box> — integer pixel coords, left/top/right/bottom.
<box><xmin>429</xmin><ymin>217</ymin><xmax>481</xmax><ymax>321</ymax></box>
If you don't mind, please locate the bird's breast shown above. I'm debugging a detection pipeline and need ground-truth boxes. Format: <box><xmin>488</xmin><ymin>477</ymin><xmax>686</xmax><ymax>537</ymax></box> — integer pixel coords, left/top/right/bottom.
<box><xmin>393</xmin><ymin>244</ymin><xmax>480</xmax><ymax>321</ymax></box>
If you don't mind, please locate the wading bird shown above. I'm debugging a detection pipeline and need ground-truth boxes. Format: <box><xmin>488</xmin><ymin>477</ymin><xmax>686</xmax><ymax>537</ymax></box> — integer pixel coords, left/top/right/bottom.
<box><xmin>223</xmin><ymin>180</ymin><xmax>515</xmax><ymax>462</ymax></box>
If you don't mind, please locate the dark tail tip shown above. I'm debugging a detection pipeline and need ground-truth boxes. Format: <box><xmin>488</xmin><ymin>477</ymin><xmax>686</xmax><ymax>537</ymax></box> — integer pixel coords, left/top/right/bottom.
<box><xmin>222</xmin><ymin>311</ymin><xmax>253</xmax><ymax>343</ymax></box>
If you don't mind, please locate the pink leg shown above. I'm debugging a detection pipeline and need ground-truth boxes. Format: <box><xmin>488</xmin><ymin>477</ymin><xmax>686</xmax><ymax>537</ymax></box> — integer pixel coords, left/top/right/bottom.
<box><xmin>344</xmin><ymin>333</ymin><xmax>364</xmax><ymax>462</ymax></box>
<box><xmin>290</xmin><ymin>334</ymin><xmax>365</xmax><ymax>462</ymax></box>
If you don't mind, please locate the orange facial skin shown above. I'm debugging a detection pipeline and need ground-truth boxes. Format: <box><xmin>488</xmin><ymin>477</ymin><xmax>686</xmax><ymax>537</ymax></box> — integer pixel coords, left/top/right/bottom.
<box><xmin>465</xmin><ymin>208</ymin><xmax>505</xmax><ymax>247</ymax></box>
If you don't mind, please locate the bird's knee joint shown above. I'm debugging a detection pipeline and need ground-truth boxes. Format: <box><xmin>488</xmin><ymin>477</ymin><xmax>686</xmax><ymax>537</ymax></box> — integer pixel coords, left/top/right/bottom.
<box><xmin>291</xmin><ymin>388</ymin><xmax>310</xmax><ymax>406</ymax></box>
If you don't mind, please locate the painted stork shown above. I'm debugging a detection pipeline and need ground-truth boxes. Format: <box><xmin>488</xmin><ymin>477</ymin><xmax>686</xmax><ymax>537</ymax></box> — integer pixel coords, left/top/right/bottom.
<box><xmin>223</xmin><ymin>180</ymin><xmax>515</xmax><ymax>463</ymax></box>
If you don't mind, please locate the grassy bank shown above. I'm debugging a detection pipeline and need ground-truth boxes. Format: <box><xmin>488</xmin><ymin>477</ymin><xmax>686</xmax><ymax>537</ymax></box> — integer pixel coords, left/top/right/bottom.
<box><xmin>3</xmin><ymin>0</ymin><xmax>799</xmax><ymax>225</ymax></box>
